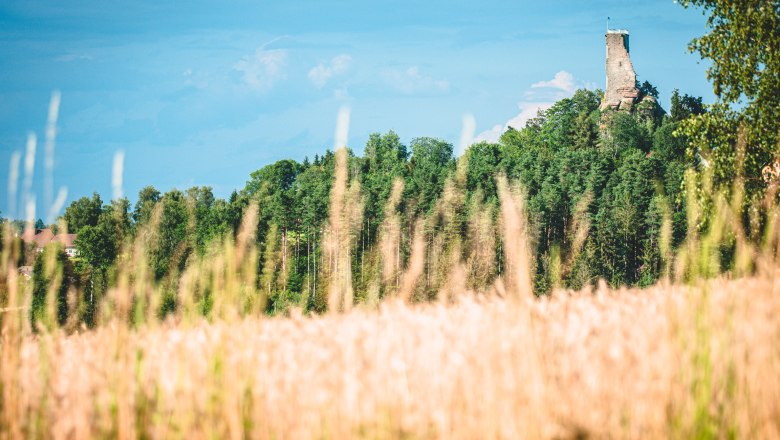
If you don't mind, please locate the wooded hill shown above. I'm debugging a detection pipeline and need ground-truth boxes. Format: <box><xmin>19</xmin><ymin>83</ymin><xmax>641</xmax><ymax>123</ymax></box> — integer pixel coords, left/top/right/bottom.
<box><xmin>16</xmin><ymin>86</ymin><xmax>708</xmax><ymax>320</ymax></box>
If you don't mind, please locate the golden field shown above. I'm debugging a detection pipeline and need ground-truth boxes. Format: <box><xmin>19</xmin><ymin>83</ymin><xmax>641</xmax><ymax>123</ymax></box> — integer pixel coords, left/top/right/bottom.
<box><xmin>2</xmin><ymin>273</ymin><xmax>779</xmax><ymax>439</ymax></box>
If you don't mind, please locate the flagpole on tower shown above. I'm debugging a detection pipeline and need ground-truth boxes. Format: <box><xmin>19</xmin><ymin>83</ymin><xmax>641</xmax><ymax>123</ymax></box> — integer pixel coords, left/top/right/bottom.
<box><xmin>607</xmin><ymin>16</ymin><xmax>610</xmax><ymax>32</ymax></box>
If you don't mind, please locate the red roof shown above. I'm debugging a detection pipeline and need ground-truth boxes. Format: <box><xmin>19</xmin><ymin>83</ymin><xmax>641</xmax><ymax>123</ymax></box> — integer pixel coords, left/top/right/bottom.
<box><xmin>20</xmin><ymin>228</ymin><xmax>38</xmax><ymax>242</ymax></box>
<box><xmin>52</xmin><ymin>234</ymin><xmax>77</xmax><ymax>248</ymax></box>
<box><xmin>20</xmin><ymin>228</ymin><xmax>77</xmax><ymax>249</ymax></box>
<box><xmin>21</xmin><ymin>228</ymin><xmax>54</xmax><ymax>248</ymax></box>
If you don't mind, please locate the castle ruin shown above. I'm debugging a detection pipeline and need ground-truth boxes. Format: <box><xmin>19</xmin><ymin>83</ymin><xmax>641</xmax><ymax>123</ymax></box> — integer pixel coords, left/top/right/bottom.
<box><xmin>601</xmin><ymin>29</ymin><xmax>640</xmax><ymax>111</ymax></box>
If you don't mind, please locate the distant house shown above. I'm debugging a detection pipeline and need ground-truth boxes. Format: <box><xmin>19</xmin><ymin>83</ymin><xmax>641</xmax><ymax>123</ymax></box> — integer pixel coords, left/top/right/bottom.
<box><xmin>53</xmin><ymin>234</ymin><xmax>79</xmax><ymax>257</ymax></box>
<box><xmin>19</xmin><ymin>228</ymin><xmax>79</xmax><ymax>257</ymax></box>
<box><xmin>20</xmin><ymin>228</ymin><xmax>53</xmax><ymax>251</ymax></box>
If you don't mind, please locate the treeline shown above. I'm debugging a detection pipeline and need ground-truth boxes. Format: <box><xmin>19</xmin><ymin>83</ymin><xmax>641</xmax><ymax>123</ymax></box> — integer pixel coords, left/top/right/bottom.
<box><xmin>19</xmin><ymin>87</ymin><xmax>708</xmax><ymax>320</ymax></box>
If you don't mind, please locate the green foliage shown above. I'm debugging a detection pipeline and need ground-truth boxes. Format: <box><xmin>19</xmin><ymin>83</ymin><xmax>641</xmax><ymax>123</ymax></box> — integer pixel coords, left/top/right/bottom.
<box><xmin>63</xmin><ymin>193</ymin><xmax>103</xmax><ymax>234</ymax></box>
<box><xmin>77</xmin><ymin>223</ymin><xmax>116</xmax><ymax>269</ymax></box>
<box><xmin>149</xmin><ymin>190</ymin><xmax>191</xmax><ymax>280</ymax></box>
<box><xmin>30</xmin><ymin>246</ymin><xmax>71</xmax><ymax>331</ymax></box>
<box><xmin>637</xmin><ymin>80</ymin><xmax>659</xmax><ymax>99</ymax></box>
<box><xmin>678</xmin><ymin>0</ymin><xmax>780</xmax><ymax>195</ymax></box>
<box><xmin>494</xmin><ymin>88</ymin><xmax>689</xmax><ymax>290</ymax></box>
<box><xmin>187</xmin><ymin>186</ymin><xmax>223</xmax><ymax>254</ymax></box>
<box><xmin>133</xmin><ymin>185</ymin><xmax>161</xmax><ymax>226</ymax></box>
<box><xmin>670</xmin><ymin>89</ymin><xmax>705</xmax><ymax>122</ymax></box>
<box><xmin>465</xmin><ymin>142</ymin><xmax>502</xmax><ymax>201</ymax></box>
<box><xmin>603</xmin><ymin>111</ymin><xmax>652</xmax><ymax>154</ymax></box>
<box><xmin>30</xmin><ymin>252</ymin><xmax>47</xmax><ymax>329</ymax></box>
<box><xmin>406</xmin><ymin>137</ymin><xmax>454</xmax><ymax>215</ymax></box>
<box><xmin>75</xmin><ymin>198</ymin><xmax>130</xmax><ymax>270</ymax></box>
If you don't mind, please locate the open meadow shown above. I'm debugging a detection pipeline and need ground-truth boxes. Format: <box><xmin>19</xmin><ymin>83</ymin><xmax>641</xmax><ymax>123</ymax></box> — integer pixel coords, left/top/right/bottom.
<box><xmin>2</xmin><ymin>266</ymin><xmax>780</xmax><ymax>438</ymax></box>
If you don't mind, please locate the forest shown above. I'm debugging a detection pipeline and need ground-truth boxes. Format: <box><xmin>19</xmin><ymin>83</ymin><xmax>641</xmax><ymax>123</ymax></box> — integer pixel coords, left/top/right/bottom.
<box><xmin>5</xmin><ymin>85</ymin><xmax>713</xmax><ymax>324</ymax></box>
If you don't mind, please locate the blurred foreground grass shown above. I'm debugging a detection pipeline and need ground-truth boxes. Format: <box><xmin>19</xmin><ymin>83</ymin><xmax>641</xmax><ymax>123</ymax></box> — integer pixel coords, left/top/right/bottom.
<box><xmin>2</xmin><ymin>274</ymin><xmax>779</xmax><ymax>439</ymax></box>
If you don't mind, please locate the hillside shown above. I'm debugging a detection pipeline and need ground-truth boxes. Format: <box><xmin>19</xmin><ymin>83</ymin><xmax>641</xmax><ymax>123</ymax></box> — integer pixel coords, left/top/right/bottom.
<box><xmin>23</xmin><ymin>87</ymin><xmax>709</xmax><ymax>324</ymax></box>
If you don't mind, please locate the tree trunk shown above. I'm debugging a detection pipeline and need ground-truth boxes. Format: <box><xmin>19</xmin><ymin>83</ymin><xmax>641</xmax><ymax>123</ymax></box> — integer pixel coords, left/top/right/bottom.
<box><xmin>361</xmin><ymin>218</ymin><xmax>365</xmax><ymax>285</ymax></box>
<box><xmin>396</xmin><ymin>226</ymin><xmax>401</xmax><ymax>288</ymax></box>
<box><xmin>282</xmin><ymin>228</ymin><xmax>287</xmax><ymax>293</ymax></box>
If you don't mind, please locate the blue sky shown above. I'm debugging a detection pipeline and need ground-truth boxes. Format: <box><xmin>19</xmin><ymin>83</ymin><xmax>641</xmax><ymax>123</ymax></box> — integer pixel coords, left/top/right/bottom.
<box><xmin>0</xmin><ymin>0</ymin><xmax>712</xmax><ymax>222</ymax></box>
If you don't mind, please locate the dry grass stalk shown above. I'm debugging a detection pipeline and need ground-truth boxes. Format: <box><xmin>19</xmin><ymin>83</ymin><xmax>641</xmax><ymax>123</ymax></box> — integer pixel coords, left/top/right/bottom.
<box><xmin>260</xmin><ymin>224</ymin><xmax>280</xmax><ymax>307</ymax></box>
<box><xmin>427</xmin><ymin>159</ymin><xmax>467</xmax><ymax>296</ymax></box>
<box><xmin>465</xmin><ymin>193</ymin><xmax>496</xmax><ymax>290</ymax></box>
<box><xmin>3</xmin><ymin>274</ymin><xmax>779</xmax><ymax>438</ymax></box>
<box><xmin>436</xmin><ymin>242</ymin><xmax>469</xmax><ymax>303</ymax></box>
<box><xmin>343</xmin><ymin>177</ymin><xmax>364</xmax><ymax>307</ymax></box>
<box><xmin>326</xmin><ymin>147</ymin><xmax>355</xmax><ymax>313</ymax></box>
<box><xmin>496</xmin><ymin>174</ymin><xmax>533</xmax><ymax>299</ymax></box>
<box><xmin>379</xmin><ymin>179</ymin><xmax>404</xmax><ymax>292</ymax></box>
<box><xmin>1</xmin><ymin>228</ymin><xmax>24</xmax><ymax>439</ymax></box>
<box><xmin>397</xmin><ymin>219</ymin><xmax>425</xmax><ymax>303</ymax></box>
<box><xmin>565</xmin><ymin>191</ymin><xmax>591</xmax><ymax>270</ymax></box>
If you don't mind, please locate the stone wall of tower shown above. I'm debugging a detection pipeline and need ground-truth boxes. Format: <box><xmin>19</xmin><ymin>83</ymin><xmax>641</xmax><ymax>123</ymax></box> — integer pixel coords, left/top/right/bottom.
<box><xmin>601</xmin><ymin>31</ymin><xmax>639</xmax><ymax>111</ymax></box>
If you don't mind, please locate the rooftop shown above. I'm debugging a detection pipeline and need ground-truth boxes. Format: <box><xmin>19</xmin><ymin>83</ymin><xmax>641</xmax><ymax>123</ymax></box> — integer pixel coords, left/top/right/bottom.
<box><xmin>607</xmin><ymin>29</ymin><xmax>629</xmax><ymax>35</ymax></box>
<box><xmin>20</xmin><ymin>228</ymin><xmax>78</xmax><ymax>249</ymax></box>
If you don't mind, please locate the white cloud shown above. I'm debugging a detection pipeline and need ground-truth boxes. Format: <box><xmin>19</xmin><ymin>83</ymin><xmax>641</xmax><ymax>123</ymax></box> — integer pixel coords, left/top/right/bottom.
<box><xmin>308</xmin><ymin>54</ymin><xmax>352</xmax><ymax>88</ymax></box>
<box><xmin>474</xmin><ymin>102</ymin><xmax>551</xmax><ymax>143</ymax></box>
<box><xmin>383</xmin><ymin>66</ymin><xmax>450</xmax><ymax>94</ymax></box>
<box><xmin>473</xmin><ymin>71</ymin><xmax>591</xmax><ymax>145</ymax></box>
<box><xmin>506</xmin><ymin>102</ymin><xmax>553</xmax><ymax>130</ymax></box>
<box><xmin>531</xmin><ymin>70</ymin><xmax>575</xmax><ymax>93</ymax></box>
<box><xmin>474</xmin><ymin>124</ymin><xmax>504</xmax><ymax>144</ymax></box>
<box><xmin>233</xmin><ymin>48</ymin><xmax>288</xmax><ymax>92</ymax></box>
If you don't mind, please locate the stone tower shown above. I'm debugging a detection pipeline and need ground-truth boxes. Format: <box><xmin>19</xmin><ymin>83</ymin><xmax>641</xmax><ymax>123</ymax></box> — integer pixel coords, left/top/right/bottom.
<box><xmin>601</xmin><ymin>29</ymin><xmax>640</xmax><ymax>111</ymax></box>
